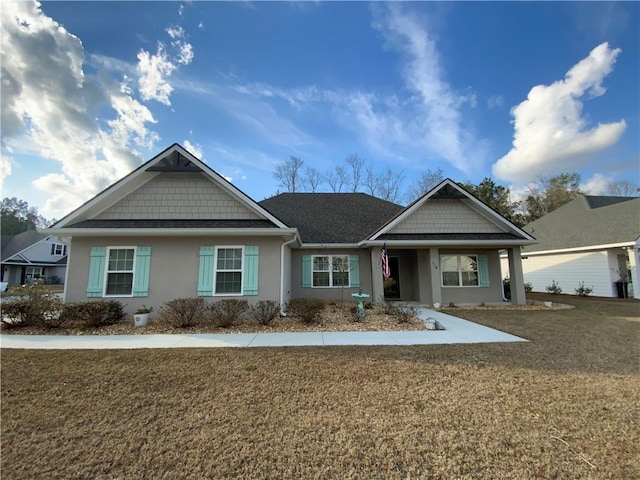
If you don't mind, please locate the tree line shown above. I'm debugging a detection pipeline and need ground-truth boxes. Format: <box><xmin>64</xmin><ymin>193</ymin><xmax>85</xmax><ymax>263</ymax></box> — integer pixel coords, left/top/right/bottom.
<box><xmin>272</xmin><ymin>155</ymin><xmax>639</xmax><ymax>227</ymax></box>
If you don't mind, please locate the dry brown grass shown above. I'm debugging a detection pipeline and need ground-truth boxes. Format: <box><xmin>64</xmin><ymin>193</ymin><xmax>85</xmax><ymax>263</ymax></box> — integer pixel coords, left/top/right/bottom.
<box><xmin>2</xmin><ymin>294</ymin><xmax>639</xmax><ymax>479</ymax></box>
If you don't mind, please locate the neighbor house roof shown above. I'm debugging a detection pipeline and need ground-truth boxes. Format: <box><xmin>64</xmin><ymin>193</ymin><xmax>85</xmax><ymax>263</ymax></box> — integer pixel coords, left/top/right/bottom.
<box><xmin>259</xmin><ymin>193</ymin><xmax>403</xmax><ymax>244</ymax></box>
<box><xmin>523</xmin><ymin>195</ymin><xmax>640</xmax><ymax>253</ymax></box>
<box><xmin>1</xmin><ymin>230</ymin><xmax>47</xmax><ymax>262</ymax></box>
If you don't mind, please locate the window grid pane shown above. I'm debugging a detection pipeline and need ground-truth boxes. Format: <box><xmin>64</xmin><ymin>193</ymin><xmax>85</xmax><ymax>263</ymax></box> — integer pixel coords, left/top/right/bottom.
<box><xmin>313</xmin><ymin>257</ymin><xmax>329</xmax><ymax>271</ymax></box>
<box><xmin>312</xmin><ymin>255</ymin><xmax>350</xmax><ymax>287</ymax></box>
<box><xmin>106</xmin><ymin>273</ymin><xmax>133</xmax><ymax>295</ymax></box>
<box><xmin>441</xmin><ymin>255</ymin><xmax>478</xmax><ymax>287</ymax></box>
<box><xmin>215</xmin><ymin>272</ymin><xmax>242</xmax><ymax>294</ymax></box>
<box><xmin>108</xmin><ymin>249</ymin><xmax>134</xmax><ymax>271</ymax></box>
<box><xmin>313</xmin><ymin>272</ymin><xmax>330</xmax><ymax>287</ymax></box>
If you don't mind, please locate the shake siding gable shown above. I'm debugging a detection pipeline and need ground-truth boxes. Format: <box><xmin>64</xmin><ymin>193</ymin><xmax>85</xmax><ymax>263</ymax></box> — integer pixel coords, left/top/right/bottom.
<box><xmin>388</xmin><ymin>199</ymin><xmax>503</xmax><ymax>235</ymax></box>
<box><xmin>96</xmin><ymin>172</ymin><xmax>262</xmax><ymax>220</ymax></box>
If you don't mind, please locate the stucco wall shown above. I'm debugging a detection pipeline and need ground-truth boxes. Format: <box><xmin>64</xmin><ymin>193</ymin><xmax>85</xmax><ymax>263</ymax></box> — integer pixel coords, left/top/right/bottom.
<box><xmin>290</xmin><ymin>249</ymin><xmax>373</xmax><ymax>302</ymax></box>
<box><xmin>66</xmin><ymin>236</ymin><xmax>284</xmax><ymax>314</ymax></box>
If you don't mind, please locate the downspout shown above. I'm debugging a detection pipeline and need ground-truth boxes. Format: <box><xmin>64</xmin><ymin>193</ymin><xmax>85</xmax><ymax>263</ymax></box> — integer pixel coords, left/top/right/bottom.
<box><xmin>279</xmin><ymin>233</ymin><xmax>298</xmax><ymax>316</ymax></box>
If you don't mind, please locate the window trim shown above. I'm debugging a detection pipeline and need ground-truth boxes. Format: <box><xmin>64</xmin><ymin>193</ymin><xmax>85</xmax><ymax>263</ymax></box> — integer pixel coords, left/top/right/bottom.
<box><xmin>51</xmin><ymin>243</ymin><xmax>67</xmax><ymax>256</ymax></box>
<box><xmin>311</xmin><ymin>255</ymin><xmax>351</xmax><ymax>288</ymax></box>
<box><xmin>214</xmin><ymin>245</ymin><xmax>244</xmax><ymax>296</ymax></box>
<box><xmin>103</xmin><ymin>246</ymin><xmax>137</xmax><ymax>298</ymax></box>
<box><xmin>440</xmin><ymin>254</ymin><xmax>480</xmax><ymax>288</ymax></box>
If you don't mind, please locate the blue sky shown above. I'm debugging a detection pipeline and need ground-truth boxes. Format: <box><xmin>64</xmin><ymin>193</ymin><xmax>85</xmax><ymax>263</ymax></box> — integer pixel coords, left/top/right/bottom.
<box><xmin>2</xmin><ymin>1</ymin><xmax>638</xmax><ymax>219</ymax></box>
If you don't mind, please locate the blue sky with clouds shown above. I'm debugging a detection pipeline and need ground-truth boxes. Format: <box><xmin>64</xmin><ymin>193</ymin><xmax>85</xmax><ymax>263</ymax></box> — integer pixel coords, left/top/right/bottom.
<box><xmin>1</xmin><ymin>1</ymin><xmax>638</xmax><ymax>218</ymax></box>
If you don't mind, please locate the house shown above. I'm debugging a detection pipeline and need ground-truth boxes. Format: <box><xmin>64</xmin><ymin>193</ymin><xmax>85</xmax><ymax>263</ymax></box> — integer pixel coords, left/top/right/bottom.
<box><xmin>1</xmin><ymin>230</ymin><xmax>69</xmax><ymax>285</ymax></box>
<box><xmin>42</xmin><ymin>144</ymin><xmax>536</xmax><ymax>314</ymax></box>
<box><xmin>500</xmin><ymin>195</ymin><xmax>640</xmax><ymax>298</ymax></box>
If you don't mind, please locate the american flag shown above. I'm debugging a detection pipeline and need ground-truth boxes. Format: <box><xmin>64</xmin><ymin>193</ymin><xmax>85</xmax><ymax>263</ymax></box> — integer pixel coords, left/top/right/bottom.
<box><xmin>381</xmin><ymin>245</ymin><xmax>391</xmax><ymax>280</ymax></box>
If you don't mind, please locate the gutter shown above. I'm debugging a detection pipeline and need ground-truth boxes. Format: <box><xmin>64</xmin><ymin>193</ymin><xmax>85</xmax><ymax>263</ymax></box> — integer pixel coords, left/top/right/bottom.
<box><xmin>279</xmin><ymin>233</ymin><xmax>299</xmax><ymax>317</ymax></box>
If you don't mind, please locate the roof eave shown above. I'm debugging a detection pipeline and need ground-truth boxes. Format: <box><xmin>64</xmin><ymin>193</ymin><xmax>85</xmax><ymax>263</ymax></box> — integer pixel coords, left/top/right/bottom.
<box><xmin>40</xmin><ymin>227</ymin><xmax>299</xmax><ymax>237</ymax></box>
<box><xmin>363</xmin><ymin>239</ymin><xmax>538</xmax><ymax>247</ymax></box>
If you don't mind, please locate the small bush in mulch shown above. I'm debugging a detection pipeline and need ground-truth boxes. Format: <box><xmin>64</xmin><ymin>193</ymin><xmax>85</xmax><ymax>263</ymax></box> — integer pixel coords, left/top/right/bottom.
<box><xmin>62</xmin><ymin>301</ymin><xmax>126</xmax><ymax>328</ymax></box>
<box><xmin>209</xmin><ymin>299</ymin><xmax>249</xmax><ymax>328</ymax></box>
<box><xmin>160</xmin><ymin>297</ymin><xmax>208</xmax><ymax>328</ymax></box>
<box><xmin>287</xmin><ymin>298</ymin><xmax>325</xmax><ymax>324</ymax></box>
<box><xmin>546</xmin><ymin>280</ymin><xmax>563</xmax><ymax>294</ymax></box>
<box><xmin>249</xmin><ymin>300</ymin><xmax>281</xmax><ymax>325</ymax></box>
<box><xmin>0</xmin><ymin>281</ymin><xmax>65</xmax><ymax>329</ymax></box>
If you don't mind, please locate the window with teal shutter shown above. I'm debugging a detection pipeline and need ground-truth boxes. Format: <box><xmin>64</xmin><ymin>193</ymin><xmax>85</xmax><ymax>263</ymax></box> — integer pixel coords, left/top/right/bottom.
<box><xmin>86</xmin><ymin>246</ymin><xmax>106</xmax><ymax>297</ymax></box>
<box><xmin>198</xmin><ymin>246</ymin><xmax>215</xmax><ymax>296</ymax></box>
<box><xmin>242</xmin><ymin>246</ymin><xmax>259</xmax><ymax>295</ymax></box>
<box><xmin>349</xmin><ymin>255</ymin><xmax>360</xmax><ymax>288</ymax></box>
<box><xmin>301</xmin><ymin>255</ymin><xmax>312</xmax><ymax>288</ymax></box>
<box><xmin>478</xmin><ymin>254</ymin><xmax>490</xmax><ymax>287</ymax></box>
<box><xmin>132</xmin><ymin>247</ymin><xmax>152</xmax><ymax>297</ymax></box>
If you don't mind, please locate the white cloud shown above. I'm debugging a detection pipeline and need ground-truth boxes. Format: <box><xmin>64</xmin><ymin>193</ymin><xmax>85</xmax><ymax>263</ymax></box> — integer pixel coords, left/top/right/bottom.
<box><xmin>183</xmin><ymin>140</ymin><xmax>203</xmax><ymax>159</ymax></box>
<box><xmin>166</xmin><ymin>25</ymin><xmax>184</xmax><ymax>39</ymax></box>
<box><xmin>0</xmin><ymin>1</ymin><xmax>174</xmax><ymax>217</ymax></box>
<box><xmin>137</xmin><ymin>43</ymin><xmax>176</xmax><ymax>105</ymax></box>
<box><xmin>487</xmin><ymin>94</ymin><xmax>505</xmax><ymax>109</ymax></box>
<box><xmin>492</xmin><ymin>42</ymin><xmax>626</xmax><ymax>183</ymax></box>
<box><xmin>580</xmin><ymin>173</ymin><xmax>611</xmax><ymax>194</ymax></box>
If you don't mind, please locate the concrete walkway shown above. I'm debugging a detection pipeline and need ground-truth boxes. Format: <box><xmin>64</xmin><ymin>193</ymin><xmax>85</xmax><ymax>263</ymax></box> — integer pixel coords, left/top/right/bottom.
<box><xmin>0</xmin><ymin>308</ymin><xmax>527</xmax><ymax>350</ymax></box>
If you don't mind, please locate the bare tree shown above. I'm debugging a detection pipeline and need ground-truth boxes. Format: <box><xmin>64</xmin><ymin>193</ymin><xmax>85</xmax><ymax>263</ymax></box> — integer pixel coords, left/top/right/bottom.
<box><xmin>607</xmin><ymin>180</ymin><xmax>639</xmax><ymax>196</ymax></box>
<box><xmin>376</xmin><ymin>167</ymin><xmax>405</xmax><ymax>203</ymax></box>
<box><xmin>304</xmin><ymin>167</ymin><xmax>323</xmax><ymax>193</ymax></box>
<box><xmin>363</xmin><ymin>165</ymin><xmax>380</xmax><ymax>196</ymax></box>
<box><xmin>273</xmin><ymin>156</ymin><xmax>304</xmax><ymax>193</ymax></box>
<box><xmin>406</xmin><ymin>168</ymin><xmax>444</xmax><ymax>202</ymax></box>
<box><xmin>326</xmin><ymin>165</ymin><xmax>348</xmax><ymax>193</ymax></box>
<box><xmin>345</xmin><ymin>154</ymin><xmax>365</xmax><ymax>192</ymax></box>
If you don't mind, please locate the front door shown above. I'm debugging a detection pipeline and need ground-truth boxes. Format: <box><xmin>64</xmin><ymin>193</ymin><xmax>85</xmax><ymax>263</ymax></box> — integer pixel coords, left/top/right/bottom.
<box><xmin>383</xmin><ymin>257</ymin><xmax>401</xmax><ymax>299</ymax></box>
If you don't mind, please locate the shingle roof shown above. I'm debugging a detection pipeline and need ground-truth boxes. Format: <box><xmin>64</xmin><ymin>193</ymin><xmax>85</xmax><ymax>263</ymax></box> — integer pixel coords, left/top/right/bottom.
<box><xmin>66</xmin><ymin>219</ymin><xmax>279</xmax><ymax>229</ymax></box>
<box><xmin>259</xmin><ymin>193</ymin><xmax>403</xmax><ymax>243</ymax></box>
<box><xmin>523</xmin><ymin>195</ymin><xmax>640</xmax><ymax>253</ymax></box>
<box><xmin>1</xmin><ymin>230</ymin><xmax>47</xmax><ymax>262</ymax></box>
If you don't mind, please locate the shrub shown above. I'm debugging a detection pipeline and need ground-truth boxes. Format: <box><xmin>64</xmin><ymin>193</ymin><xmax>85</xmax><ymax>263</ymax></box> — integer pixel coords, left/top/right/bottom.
<box><xmin>249</xmin><ymin>300</ymin><xmax>281</xmax><ymax>325</ymax></box>
<box><xmin>287</xmin><ymin>298</ymin><xmax>325</xmax><ymax>324</ymax></box>
<box><xmin>381</xmin><ymin>300</ymin><xmax>398</xmax><ymax>316</ymax></box>
<box><xmin>503</xmin><ymin>277</ymin><xmax>511</xmax><ymax>300</ymax></box>
<box><xmin>0</xmin><ymin>281</ymin><xmax>65</xmax><ymax>329</ymax></box>
<box><xmin>524</xmin><ymin>282</ymin><xmax>533</xmax><ymax>293</ymax></box>
<box><xmin>160</xmin><ymin>297</ymin><xmax>207</xmax><ymax>328</ymax></box>
<box><xmin>391</xmin><ymin>304</ymin><xmax>419</xmax><ymax>324</ymax></box>
<box><xmin>209</xmin><ymin>299</ymin><xmax>249</xmax><ymax>328</ymax></box>
<box><xmin>546</xmin><ymin>280</ymin><xmax>563</xmax><ymax>295</ymax></box>
<box><xmin>62</xmin><ymin>300</ymin><xmax>125</xmax><ymax>328</ymax></box>
<box><xmin>0</xmin><ymin>299</ymin><xmax>33</xmax><ymax>328</ymax></box>
<box><xmin>575</xmin><ymin>282</ymin><xmax>594</xmax><ymax>297</ymax></box>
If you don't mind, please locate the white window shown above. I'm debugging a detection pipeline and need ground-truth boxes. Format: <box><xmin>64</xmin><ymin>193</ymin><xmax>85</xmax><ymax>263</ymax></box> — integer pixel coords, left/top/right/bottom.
<box><xmin>312</xmin><ymin>255</ymin><xmax>350</xmax><ymax>287</ymax></box>
<box><xmin>215</xmin><ymin>247</ymin><xmax>243</xmax><ymax>295</ymax></box>
<box><xmin>441</xmin><ymin>255</ymin><xmax>479</xmax><ymax>287</ymax></box>
<box><xmin>105</xmin><ymin>248</ymin><xmax>135</xmax><ymax>296</ymax></box>
<box><xmin>25</xmin><ymin>267</ymin><xmax>45</xmax><ymax>283</ymax></box>
<box><xmin>51</xmin><ymin>243</ymin><xmax>67</xmax><ymax>256</ymax></box>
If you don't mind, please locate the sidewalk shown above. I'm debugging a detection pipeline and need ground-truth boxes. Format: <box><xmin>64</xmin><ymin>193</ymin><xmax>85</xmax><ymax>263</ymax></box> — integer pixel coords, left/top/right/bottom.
<box><xmin>0</xmin><ymin>309</ymin><xmax>527</xmax><ymax>350</ymax></box>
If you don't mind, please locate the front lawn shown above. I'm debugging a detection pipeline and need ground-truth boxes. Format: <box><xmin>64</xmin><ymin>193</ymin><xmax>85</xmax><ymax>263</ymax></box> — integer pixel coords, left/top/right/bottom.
<box><xmin>1</xmin><ymin>295</ymin><xmax>638</xmax><ymax>479</ymax></box>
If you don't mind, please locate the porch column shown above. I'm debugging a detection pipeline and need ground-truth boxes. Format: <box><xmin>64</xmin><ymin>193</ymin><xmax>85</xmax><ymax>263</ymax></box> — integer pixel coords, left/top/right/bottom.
<box><xmin>370</xmin><ymin>247</ymin><xmax>384</xmax><ymax>304</ymax></box>
<box><xmin>508</xmin><ymin>247</ymin><xmax>526</xmax><ymax>305</ymax></box>
<box><xmin>631</xmin><ymin>246</ymin><xmax>640</xmax><ymax>299</ymax></box>
<box><xmin>429</xmin><ymin>247</ymin><xmax>441</xmax><ymax>306</ymax></box>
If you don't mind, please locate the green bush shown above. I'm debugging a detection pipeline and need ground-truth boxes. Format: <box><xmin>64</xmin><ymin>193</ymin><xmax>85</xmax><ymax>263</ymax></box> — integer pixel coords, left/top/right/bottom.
<box><xmin>160</xmin><ymin>298</ymin><xmax>207</xmax><ymax>328</ymax></box>
<box><xmin>287</xmin><ymin>298</ymin><xmax>325</xmax><ymax>324</ymax></box>
<box><xmin>383</xmin><ymin>302</ymin><xmax>418</xmax><ymax>324</ymax></box>
<box><xmin>209</xmin><ymin>299</ymin><xmax>249</xmax><ymax>328</ymax></box>
<box><xmin>546</xmin><ymin>280</ymin><xmax>563</xmax><ymax>295</ymax></box>
<box><xmin>524</xmin><ymin>282</ymin><xmax>533</xmax><ymax>293</ymax></box>
<box><xmin>249</xmin><ymin>300</ymin><xmax>281</xmax><ymax>325</ymax></box>
<box><xmin>62</xmin><ymin>300</ymin><xmax>125</xmax><ymax>328</ymax></box>
<box><xmin>575</xmin><ymin>282</ymin><xmax>594</xmax><ymax>297</ymax></box>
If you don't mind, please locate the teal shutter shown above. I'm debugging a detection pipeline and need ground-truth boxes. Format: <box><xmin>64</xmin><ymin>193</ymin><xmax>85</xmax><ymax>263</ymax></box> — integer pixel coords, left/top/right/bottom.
<box><xmin>302</xmin><ymin>255</ymin><xmax>312</xmax><ymax>288</ymax></box>
<box><xmin>478</xmin><ymin>254</ymin><xmax>490</xmax><ymax>287</ymax></box>
<box><xmin>87</xmin><ymin>246</ymin><xmax>106</xmax><ymax>297</ymax></box>
<box><xmin>349</xmin><ymin>255</ymin><xmax>360</xmax><ymax>288</ymax></box>
<box><xmin>198</xmin><ymin>246</ymin><xmax>215</xmax><ymax>296</ymax></box>
<box><xmin>132</xmin><ymin>246</ymin><xmax>152</xmax><ymax>297</ymax></box>
<box><xmin>242</xmin><ymin>246</ymin><xmax>259</xmax><ymax>296</ymax></box>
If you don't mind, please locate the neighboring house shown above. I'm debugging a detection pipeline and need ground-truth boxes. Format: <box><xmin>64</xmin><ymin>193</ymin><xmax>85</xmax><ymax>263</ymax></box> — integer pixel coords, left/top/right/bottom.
<box><xmin>1</xmin><ymin>230</ymin><xmax>69</xmax><ymax>285</ymax></box>
<box><xmin>501</xmin><ymin>195</ymin><xmax>640</xmax><ymax>298</ymax></box>
<box><xmin>43</xmin><ymin>144</ymin><xmax>535</xmax><ymax>314</ymax></box>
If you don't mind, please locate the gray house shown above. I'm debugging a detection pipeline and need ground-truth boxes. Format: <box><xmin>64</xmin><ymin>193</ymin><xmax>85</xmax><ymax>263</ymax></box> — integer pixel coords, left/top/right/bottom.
<box><xmin>1</xmin><ymin>230</ymin><xmax>69</xmax><ymax>285</ymax></box>
<box><xmin>43</xmin><ymin>144</ymin><xmax>535</xmax><ymax>314</ymax></box>
<box><xmin>501</xmin><ymin>195</ymin><xmax>640</xmax><ymax>298</ymax></box>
